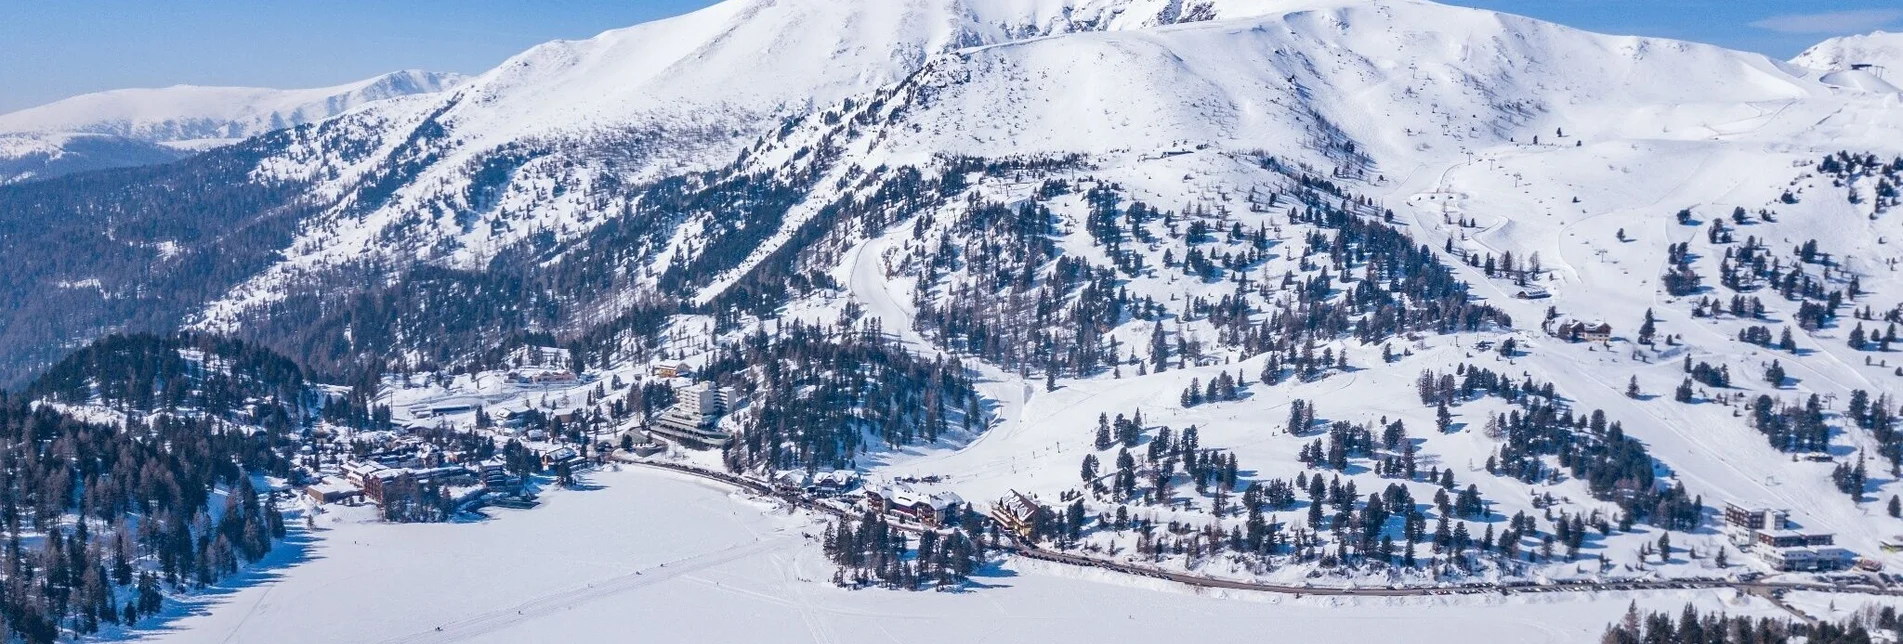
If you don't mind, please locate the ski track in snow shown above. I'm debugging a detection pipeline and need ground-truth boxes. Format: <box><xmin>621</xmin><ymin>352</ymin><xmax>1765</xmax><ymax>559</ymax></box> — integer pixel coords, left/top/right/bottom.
<box><xmin>375</xmin><ymin>535</ymin><xmax>795</xmax><ymax>644</ymax></box>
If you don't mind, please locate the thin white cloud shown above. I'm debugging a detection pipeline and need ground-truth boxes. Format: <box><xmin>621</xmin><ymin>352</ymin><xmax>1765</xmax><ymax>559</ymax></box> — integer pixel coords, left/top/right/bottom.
<box><xmin>1749</xmin><ymin>9</ymin><xmax>1903</xmax><ymax>35</ymax></box>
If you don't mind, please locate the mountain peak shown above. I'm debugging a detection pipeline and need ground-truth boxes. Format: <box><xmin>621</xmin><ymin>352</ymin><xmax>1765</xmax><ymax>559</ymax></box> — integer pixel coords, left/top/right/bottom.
<box><xmin>1792</xmin><ymin>30</ymin><xmax>1903</xmax><ymax>71</ymax></box>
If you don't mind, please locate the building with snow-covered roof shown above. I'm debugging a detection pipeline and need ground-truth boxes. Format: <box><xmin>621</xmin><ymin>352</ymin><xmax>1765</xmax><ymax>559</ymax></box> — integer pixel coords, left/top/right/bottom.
<box><xmin>342</xmin><ymin>460</ymin><xmax>389</xmax><ymax>487</ymax></box>
<box><xmin>651</xmin><ymin>361</ymin><xmax>689</xmax><ymax>378</ymax></box>
<box><xmin>990</xmin><ymin>490</ymin><xmax>1042</xmax><ymax>539</ymax></box>
<box><xmin>305</xmin><ymin>479</ymin><xmax>360</xmax><ymax>505</ymax></box>
<box><xmin>813</xmin><ymin>470</ymin><xmax>859</xmax><ymax>496</ymax></box>
<box><xmin>773</xmin><ymin>470</ymin><xmax>861</xmax><ymax>496</ymax></box>
<box><xmin>866</xmin><ymin>484</ymin><xmax>963</xmax><ymax>527</ymax></box>
<box><xmin>1544</xmin><ymin>317</ymin><xmax>1613</xmax><ymax>343</ymax></box>
<box><xmin>477</xmin><ymin>458</ymin><xmax>511</xmax><ymax>489</ymax></box>
<box><xmin>1760</xmin><ymin>546</ymin><xmax>1857</xmax><ymax>572</ymax></box>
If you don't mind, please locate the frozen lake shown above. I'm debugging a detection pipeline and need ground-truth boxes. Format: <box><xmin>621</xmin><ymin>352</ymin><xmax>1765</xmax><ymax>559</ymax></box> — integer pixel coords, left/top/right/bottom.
<box><xmin>138</xmin><ymin>468</ymin><xmax>1781</xmax><ymax>643</ymax></box>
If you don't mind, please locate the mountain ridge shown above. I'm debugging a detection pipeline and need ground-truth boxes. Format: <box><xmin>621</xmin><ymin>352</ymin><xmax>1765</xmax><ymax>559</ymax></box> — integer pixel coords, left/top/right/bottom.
<box><xmin>0</xmin><ymin>69</ymin><xmax>468</xmax><ymax>146</ymax></box>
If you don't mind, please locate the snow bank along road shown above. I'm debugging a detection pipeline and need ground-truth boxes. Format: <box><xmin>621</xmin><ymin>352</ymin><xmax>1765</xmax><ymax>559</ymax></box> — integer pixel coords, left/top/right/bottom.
<box><xmin>622</xmin><ymin>459</ymin><xmax>1903</xmax><ymax>601</ymax></box>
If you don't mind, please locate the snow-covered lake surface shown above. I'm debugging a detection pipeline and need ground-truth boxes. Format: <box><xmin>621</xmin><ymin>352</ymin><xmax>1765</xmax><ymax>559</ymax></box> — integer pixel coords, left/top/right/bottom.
<box><xmin>139</xmin><ymin>468</ymin><xmax>1789</xmax><ymax>643</ymax></box>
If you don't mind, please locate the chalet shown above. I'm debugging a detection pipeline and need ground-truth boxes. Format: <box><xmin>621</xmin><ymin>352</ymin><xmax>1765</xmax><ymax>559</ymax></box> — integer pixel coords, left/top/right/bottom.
<box><xmin>1580</xmin><ymin>322</ymin><xmax>1613</xmax><ymax>343</ymax></box>
<box><xmin>537</xmin><ymin>446</ymin><xmax>585</xmax><ymax>472</ymax></box>
<box><xmin>866</xmin><ymin>485</ymin><xmax>963</xmax><ymax>527</ymax></box>
<box><xmin>775</xmin><ymin>470</ymin><xmax>860</xmax><ymax>496</ymax></box>
<box><xmin>1547</xmin><ymin>319</ymin><xmax>1613</xmax><ymax>343</ymax></box>
<box><xmin>990</xmin><ymin>490</ymin><xmax>1041</xmax><ymax>539</ymax></box>
<box><xmin>772</xmin><ymin>472</ymin><xmax>805</xmax><ymax>494</ymax></box>
<box><xmin>477</xmin><ymin>458</ymin><xmax>511</xmax><ymax>489</ymax></box>
<box><xmin>812</xmin><ymin>470</ymin><xmax>859</xmax><ymax>496</ymax></box>
<box><xmin>497</xmin><ymin>408</ymin><xmax>530</xmax><ymax>428</ymax></box>
<box><xmin>1513</xmin><ymin>286</ymin><xmax>1551</xmax><ymax>300</ymax></box>
<box><xmin>652</xmin><ymin>361</ymin><xmax>689</xmax><ymax>378</ymax></box>
<box><xmin>527</xmin><ymin>371</ymin><xmax>578</xmax><ymax>385</ymax></box>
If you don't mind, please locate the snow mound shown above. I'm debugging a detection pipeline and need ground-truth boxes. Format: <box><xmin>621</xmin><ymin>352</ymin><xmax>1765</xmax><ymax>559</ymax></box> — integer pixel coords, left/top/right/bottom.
<box><xmin>1818</xmin><ymin>69</ymin><xmax>1901</xmax><ymax>93</ymax></box>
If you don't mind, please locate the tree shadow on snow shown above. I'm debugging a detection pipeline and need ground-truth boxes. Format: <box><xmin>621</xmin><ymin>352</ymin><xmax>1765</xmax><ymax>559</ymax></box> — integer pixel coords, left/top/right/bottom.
<box><xmin>101</xmin><ymin>527</ymin><xmax>323</xmax><ymax>642</ymax></box>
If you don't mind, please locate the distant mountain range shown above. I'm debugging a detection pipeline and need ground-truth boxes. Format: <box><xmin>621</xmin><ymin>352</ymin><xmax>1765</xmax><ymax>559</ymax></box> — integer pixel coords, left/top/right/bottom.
<box><xmin>0</xmin><ymin>70</ymin><xmax>464</xmax><ymax>184</ymax></box>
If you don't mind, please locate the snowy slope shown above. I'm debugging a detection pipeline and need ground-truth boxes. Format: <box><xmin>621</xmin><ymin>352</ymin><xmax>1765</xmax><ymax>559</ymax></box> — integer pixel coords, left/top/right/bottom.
<box><xmin>607</xmin><ymin>0</ymin><xmax>1903</xmax><ymax>587</ymax></box>
<box><xmin>187</xmin><ymin>0</ymin><xmax>1835</xmax><ymax>325</ymax></box>
<box><xmin>191</xmin><ymin>0</ymin><xmax>1363</xmax><ymax>321</ymax></box>
<box><xmin>856</xmin><ymin>1</ymin><xmax>1819</xmax><ymax>167</ymax></box>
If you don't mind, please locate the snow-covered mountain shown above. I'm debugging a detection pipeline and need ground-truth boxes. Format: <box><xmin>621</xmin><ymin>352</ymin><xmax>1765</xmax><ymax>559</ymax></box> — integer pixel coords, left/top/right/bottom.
<box><xmin>0</xmin><ymin>69</ymin><xmax>466</xmax><ymax>145</ymax></box>
<box><xmin>8</xmin><ymin>0</ymin><xmax>1903</xmax><ymax>597</ymax></box>
<box><xmin>1794</xmin><ymin>30</ymin><xmax>1903</xmax><ymax>72</ymax></box>
<box><xmin>195</xmin><ymin>0</ymin><xmax>1882</xmax><ymax>324</ymax></box>
<box><xmin>0</xmin><ymin>70</ymin><xmax>464</xmax><ymax>183</ymax></box>
<box><xmin>1791</xmin><ymin>30</ymin><xmax>1903</xmax><ymax>93</ymax></box>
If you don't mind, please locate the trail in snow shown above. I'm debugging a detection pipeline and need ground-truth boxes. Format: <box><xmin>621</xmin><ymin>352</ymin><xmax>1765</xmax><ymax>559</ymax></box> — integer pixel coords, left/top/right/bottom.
<box><xmin>376</xmin><ymin>535</ymin><xmax>794</xmax><ymax>644</ymax></box>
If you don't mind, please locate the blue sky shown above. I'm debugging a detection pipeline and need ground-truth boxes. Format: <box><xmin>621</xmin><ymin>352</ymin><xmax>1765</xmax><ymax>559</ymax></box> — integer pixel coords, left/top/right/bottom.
<box><xmin>2</xmin><ymin>0</ymin><xmax>1899</xmax><ymax>113</ymax></box>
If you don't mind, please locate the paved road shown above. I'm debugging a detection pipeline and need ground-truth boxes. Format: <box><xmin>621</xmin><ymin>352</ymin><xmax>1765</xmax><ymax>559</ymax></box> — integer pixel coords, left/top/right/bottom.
<box><xmin>620</xmin><ymin>458</ymin><xmax>1902</xmax><ymax>600</ymax></box>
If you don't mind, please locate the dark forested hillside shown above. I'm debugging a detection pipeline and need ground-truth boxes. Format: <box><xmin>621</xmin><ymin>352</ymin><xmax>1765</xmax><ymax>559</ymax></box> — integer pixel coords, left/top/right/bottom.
<box><xmin>0</xmin><ymin>133</ymin><xmax>317</xmax><ymax>387</ymax></box>
<box><xmin>27</xmin><ymin>333</ymin><xmax>320</xmax><ymax>429</ymax></box>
